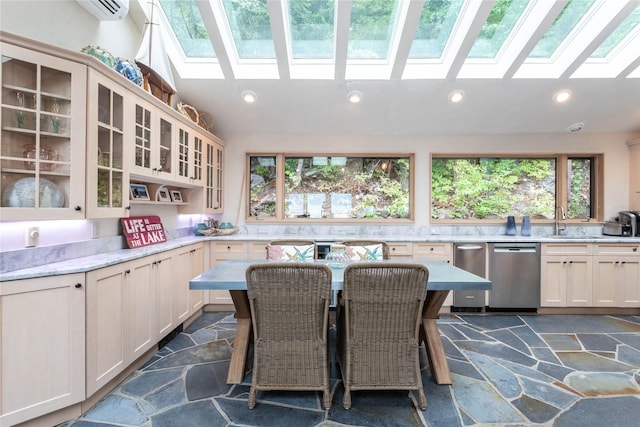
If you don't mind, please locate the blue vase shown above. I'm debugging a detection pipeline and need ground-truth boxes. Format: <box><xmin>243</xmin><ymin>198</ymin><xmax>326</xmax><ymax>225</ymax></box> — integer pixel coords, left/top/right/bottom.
<box><xmin>521</xmin><ymin>216</ymin><xmax>531</xmax><ymax>236</ymax></box>
<box><xmin>506</xmin><ymin>216</ymin><xmax>516</xmax><ymax>236</ymax></box>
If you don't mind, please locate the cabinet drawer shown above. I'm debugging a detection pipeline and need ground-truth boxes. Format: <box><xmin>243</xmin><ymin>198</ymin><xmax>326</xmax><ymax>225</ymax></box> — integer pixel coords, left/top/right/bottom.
<box><xmin>593</xmin><ymin>244</ymin><xmax>640</xmax><ymax>256</ymax></box>
<box><xmin>211</xmin><ymin>241</ymin><xmax>247</xmax><ymax>254</ymax></box>
<box><xmin>388</xmin><ymin>242</ymin><xmax>412</xmax><ymax>256</ymax></box>
<box><xmin>541</xmin><ymin>243</ymin><xmax>592</xmax><ymax>256</ymax></box>
<box><xmin>412</xmin><ymin>242</ymin><xmax>452</xmax><ymax>257</ymax></box>
<box><xmin>248</xmin><ymin>241</ymin><xmax>269</xmax><ymax>258</ymax></box>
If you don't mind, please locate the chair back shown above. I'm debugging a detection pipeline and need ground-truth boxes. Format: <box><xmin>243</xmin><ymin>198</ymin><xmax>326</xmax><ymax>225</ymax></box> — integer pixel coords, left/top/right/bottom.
<box><xmin>338</xmin><ymin>262</ymin><xmax>429</xmax><ymax>409</ymax></box>
<box><xmin>245</xmin><ymin>262</ymin><xmax>333</xmax><ymax>408</ymax></box>
<box><xmin>342</xmin><ymin>263</ymin><xmax>427</xmax><ymax>341</ymax></box>
<box><xmin>266</xmin><ymin>239</ymin><xmax>317</xmax><ymax>260</ymax></box>
<box><xmin>246</xmin><ymin>262</ymin><xmax>331</xmax><ymax>341</ymax></box>
<box><xmin>340</xmin><ymin>240</ymin><xmax>389</xmax><ymax>261</ymax></box>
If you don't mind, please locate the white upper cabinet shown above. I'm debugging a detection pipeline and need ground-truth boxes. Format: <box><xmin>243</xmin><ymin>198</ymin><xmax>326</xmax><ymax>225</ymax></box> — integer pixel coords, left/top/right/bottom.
<box><xmin>0</xmin><ymin>42</ymin><xmax>87</xmax><ymax>220</ymax></box>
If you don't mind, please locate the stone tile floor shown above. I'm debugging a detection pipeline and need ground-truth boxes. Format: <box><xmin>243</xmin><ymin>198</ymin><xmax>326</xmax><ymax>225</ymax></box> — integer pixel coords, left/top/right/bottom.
<box><xmin>60</xmin><ymin>312</ymin><xmax>640</xmax><ymax>427</ymax></box>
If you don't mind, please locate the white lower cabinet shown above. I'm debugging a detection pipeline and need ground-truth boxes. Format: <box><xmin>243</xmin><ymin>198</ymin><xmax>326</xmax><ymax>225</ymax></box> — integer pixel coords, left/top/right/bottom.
<box><xmin>541</xmin><ymin>243</ymin><xmax>640</xmax><ymax>308</ymax></box>
<box><xmin>540</xmin><ymin>255</ymin><xmax>592</xmax><ymax>306</ymax></box>
<box><xmin>0</xmin><ymin>274</ymin><xmax>85</xmax><ymax>426</ymax></box>
<box><xmin>207</xmin><ymin>241</ymin><xmax>248</xmax><ymax>305</ymax></box>
<box><xmin>86</xmin><ymin>257</ymin><xmax>155</xmax><ymax>396</ymax></box>
<box><xmin>412</xmin><ymin>243</ymin><xmax>455</xmax><ymax>307</ymax></box>
<box><xmin>592</xmin><ymin>244</ymin><xmax>640</xmax><ymax>307</ymax></box>
<box><xmin>174</xmin><ymin>242</ymin><xmax>205</xmax><ymax>320</ymax></box>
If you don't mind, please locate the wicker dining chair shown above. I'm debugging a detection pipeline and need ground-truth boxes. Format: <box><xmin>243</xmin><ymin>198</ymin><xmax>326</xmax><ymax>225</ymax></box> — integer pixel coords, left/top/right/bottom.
<box><xmin>340</xmin><ymin>240</ymin><xmax>390</xmax><ymax>261</ymax></box>
<box><xmin>337</xmin><ymin>262</ymin><xmax>429</xmax><ymax>410</ymax></box>
<box><xmin>245</xmin><ymin>262</ymin><xmax>333</xmax><ymax>409</ymax></box>
<box><xmin>266</xmin><ymin>239</ymin><xmax>317</xmax><ymax>260</ymax></box>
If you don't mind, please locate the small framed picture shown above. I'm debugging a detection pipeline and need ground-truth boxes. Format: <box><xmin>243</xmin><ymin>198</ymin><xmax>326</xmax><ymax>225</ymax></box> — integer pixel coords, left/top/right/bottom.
<box><xmin>170</xmin><ymin>190</ymin><xmax>183</xmax><ymax>203</ymax></box>
<box><xmin>158</xmin><ymin>188</ymin><xmax>171</xmax><ymax>202</ymax></box>
<box><xmin>130</xmin><ymin>184</ymin><xmax>150</xmax><ymax>201</ymax></box>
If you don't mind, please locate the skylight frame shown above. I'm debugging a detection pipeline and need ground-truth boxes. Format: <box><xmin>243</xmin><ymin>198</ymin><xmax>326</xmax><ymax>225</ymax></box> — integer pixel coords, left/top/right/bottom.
<box><xmin>144</xmin><ymin>0</ymin><xmax>640</xmax><ymax>82</ymax></box>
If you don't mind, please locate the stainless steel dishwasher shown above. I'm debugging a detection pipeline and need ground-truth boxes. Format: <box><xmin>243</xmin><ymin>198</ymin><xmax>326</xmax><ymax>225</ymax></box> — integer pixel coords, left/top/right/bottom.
<box><xmin>488</xmin><ymin>243</ymin><xmax>540</xmax><ymax>310</ymax></box>
<box><xmin>453</xmin><ymin>243</ymin><xmax>487</xmax><ymax>311</ymax></box>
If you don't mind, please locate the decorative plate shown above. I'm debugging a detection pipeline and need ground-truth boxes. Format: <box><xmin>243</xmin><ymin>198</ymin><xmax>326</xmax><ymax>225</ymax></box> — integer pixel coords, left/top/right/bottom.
<box><xmin>2</xmin><ymin>177</ymin><xmax>65</xmax><ymax>208</ymax></box>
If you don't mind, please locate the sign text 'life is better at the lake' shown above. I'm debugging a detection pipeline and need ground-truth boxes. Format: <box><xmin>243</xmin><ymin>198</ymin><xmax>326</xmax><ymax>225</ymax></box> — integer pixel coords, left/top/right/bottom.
<box><xmin>121</xmin><ymin>215</ymin><xmax>167</xmax><ymax>248</ymax></box>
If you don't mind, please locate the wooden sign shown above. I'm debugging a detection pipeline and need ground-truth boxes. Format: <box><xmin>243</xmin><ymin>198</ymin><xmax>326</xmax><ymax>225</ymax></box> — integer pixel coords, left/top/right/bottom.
<box><xmin>121</xmin><ymin>215</ymin><xmax>167</xmax><ymax>249</ymax></box>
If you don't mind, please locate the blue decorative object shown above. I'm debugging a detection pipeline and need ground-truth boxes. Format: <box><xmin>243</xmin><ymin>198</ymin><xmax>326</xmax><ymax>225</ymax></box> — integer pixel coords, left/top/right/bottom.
<box><xmin>193</xmin><ymin>223</ymin><xmax>208</xmax><ymax>236</ymax></box>
<box><xmin>81</xmin><ymin>45</ymin><xmax>117</xmax><ymax>68</ymax></box>
<box><xmin>506</xmin><ymin>216</ymin><xmax>516</xmax><ymax>236</ymax></box>
<box><xmin>521</xmin><ymin>216</ymin><xmax>531</xmax><ymax>236</ymax></box>
<box><xmin>115</xmin><ymin>58</ymin><xmax>143</xmax><ymax>86</ymax></box>
<box><xmin>219</xmin><ymin>222</ymin><xmax>234</xmax><ymax>229</ymax></box>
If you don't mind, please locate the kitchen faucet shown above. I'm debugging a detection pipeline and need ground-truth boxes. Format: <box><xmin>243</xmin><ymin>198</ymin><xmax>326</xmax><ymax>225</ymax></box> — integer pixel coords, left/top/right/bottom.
<box><xmin>555</xmin><ymin>206</ymin><xmax>566</xmax><ymax>235</ymax></box>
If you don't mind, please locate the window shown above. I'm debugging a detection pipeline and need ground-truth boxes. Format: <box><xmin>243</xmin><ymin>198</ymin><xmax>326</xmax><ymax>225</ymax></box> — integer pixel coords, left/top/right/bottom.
<box><xmin>431</xmin><ymin>155</ymin><xmax>601</xmax><ymax>221</ymax></box>
<box><xmin>248</xmin><ymin>154</ymin><xmax>413</xmax><ymax>221</ymax></box>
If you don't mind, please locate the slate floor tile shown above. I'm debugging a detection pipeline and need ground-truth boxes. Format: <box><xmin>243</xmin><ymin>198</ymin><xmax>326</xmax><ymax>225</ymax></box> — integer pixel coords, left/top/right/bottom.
<box><xmin>62</xmin><ymin>312</ymin><xmax>640</xmax><ymax>427</ymax></box>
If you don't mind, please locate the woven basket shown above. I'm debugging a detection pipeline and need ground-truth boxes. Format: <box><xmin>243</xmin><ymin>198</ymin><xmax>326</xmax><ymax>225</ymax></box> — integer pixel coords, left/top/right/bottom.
<box><xmin>198</xmin><ymin>112</ymin><xmax>214</xmax><ymax>131</ymax></box>
<box><xmin>177</xmin><ymin>102</ymin><xmax>199</xmax><ymax>125</ymax></box>
<box><xmin>201</xmin><ymin>228</ymin><xmax>239</xmax><ymax>236</ymax></box>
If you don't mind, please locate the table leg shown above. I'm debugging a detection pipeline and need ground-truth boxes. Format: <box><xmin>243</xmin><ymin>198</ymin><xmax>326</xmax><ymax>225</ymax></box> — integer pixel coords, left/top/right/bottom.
<box><xmin>227</xmin><ymin>290</ymin><xmax>252</xmax><ymax>384</ymax></box>
<box><xmin>421</xmin><ymin>290</ymin><xmax>453</xmax><ymax>385</ymax></box>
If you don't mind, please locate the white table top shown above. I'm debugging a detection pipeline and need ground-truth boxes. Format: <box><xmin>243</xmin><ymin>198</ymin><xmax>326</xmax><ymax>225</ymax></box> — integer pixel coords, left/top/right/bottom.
<box><xmin>189</xmin><ymin>259</ymin><xmax>492</xmax><ymax>291</ymax></box>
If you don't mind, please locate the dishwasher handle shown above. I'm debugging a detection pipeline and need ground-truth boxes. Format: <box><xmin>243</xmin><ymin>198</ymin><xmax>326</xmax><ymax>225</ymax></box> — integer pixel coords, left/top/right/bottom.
<box><xmin>493</xmin><ymin>247</ymin><xmax>538</xmax><ymax>253</ymax></box>
<box><xmin>456</xmin><ymin>245</ymin><xmax>484</xmax><ymax>251</ymax></box>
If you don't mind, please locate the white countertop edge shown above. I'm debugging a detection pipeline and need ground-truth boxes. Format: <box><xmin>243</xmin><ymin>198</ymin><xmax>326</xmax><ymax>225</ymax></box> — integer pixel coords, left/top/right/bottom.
<box><xmin>1</xmin><ymin>234</ymin><xmax>639</xmax><ymax>282</ymax></box>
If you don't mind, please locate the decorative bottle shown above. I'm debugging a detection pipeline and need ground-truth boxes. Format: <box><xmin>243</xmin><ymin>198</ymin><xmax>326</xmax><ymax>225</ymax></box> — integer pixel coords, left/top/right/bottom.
<box><xmin>521</xmin><ymin>216</ymin><xmax>531</xmax><ymax>236</ymax></box>
<box><xmin>326</xmin><ymin>244</ymin><xmax>349</xmax><ymax>269</ymax></box>
<box><xmin>506</xmin><ymin>216</ymin><xmax>516</xmax><ymax>236</ymax></box>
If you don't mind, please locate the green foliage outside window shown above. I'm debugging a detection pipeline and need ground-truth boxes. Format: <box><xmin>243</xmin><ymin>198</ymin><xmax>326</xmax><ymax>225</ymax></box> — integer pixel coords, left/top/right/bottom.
<box><xmin>249</xmin><ymin>155</ymin><xmax>411</xmax><ymax>220</ymax></box>
<box><xmin>431</xmin><ymin>158</ymin><xmax>557</xmax><ymax>220</ymax></box>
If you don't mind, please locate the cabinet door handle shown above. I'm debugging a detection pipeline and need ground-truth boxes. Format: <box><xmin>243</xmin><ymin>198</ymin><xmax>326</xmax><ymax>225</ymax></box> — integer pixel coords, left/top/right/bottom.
<box><xmin>621</xmin><ymin>261</ymin><xmax>626</xmax><ymax>264</ymax></box>
<box><xmin>74</xmin><ymin>206</ymin><xmax>81</xmax><ymax>211</ymax></box>
<box><xmin>75</xmin><ymin>283</ymin><xmax>82</xmax><ymax>288</ymax></box>
<box><xmin>124</xmin><ymin>269</ymin><xmax>131</xmax><ymax>274</ymax></box>
<box><xmin>634</xmin><ymin>247</ymin><xmax>638</xmax><ymax>252</ymax></box>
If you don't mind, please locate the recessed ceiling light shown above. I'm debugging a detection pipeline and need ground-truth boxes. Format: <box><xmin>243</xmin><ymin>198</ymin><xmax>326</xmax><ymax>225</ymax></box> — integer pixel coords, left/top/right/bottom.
<box><xmin>567</xmin><ymin>122</ymin><xmax>584</xmax><ymax>132</ymax></box>
<box><xmin>241</xmin><ymin>90</ymin><xmax>257</xmax><ymax>103</ymax></box>
<box><xmin>348</xmin><ymin>90</ymin><xmax>363</xmax><ymax>104</ymax></box>
<box><xmin>449</xmin><ymin>90</ymin><xmax>465</xmax><ymax>103</ymax></box>
<box><xmin>553</xmin><ymin>90</ymin><xmax>572</xmax><ymax>104</ymax></box>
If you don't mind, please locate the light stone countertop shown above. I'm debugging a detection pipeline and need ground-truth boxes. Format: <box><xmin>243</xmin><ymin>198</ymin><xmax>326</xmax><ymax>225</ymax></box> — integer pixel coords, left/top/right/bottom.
<box><xmin>1</xmin><ymin>234</ymin><xmax>639</xmax><ymax>283</ymax></box>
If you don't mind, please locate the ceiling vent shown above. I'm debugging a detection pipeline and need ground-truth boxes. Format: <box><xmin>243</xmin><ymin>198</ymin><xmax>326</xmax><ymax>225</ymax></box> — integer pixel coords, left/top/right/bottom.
<box><xmin>77</xmin><ymin>0</ymin><xmax>129</xmax><ymax>21</ymax></box>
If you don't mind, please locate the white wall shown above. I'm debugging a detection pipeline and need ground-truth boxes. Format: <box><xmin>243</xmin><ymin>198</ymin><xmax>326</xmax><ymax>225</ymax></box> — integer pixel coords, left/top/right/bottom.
<box><xmin>0</xmin><ymin>0</ymin><xmax>143</xmax><ymax>60</ymax></box>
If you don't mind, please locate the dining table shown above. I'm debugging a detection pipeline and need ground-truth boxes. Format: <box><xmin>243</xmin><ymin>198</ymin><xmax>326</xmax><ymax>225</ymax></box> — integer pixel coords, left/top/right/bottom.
<box><xmin>189</xmin><ymin>259</ymin><xmax>492</xmax><ymax>385</ymax></box>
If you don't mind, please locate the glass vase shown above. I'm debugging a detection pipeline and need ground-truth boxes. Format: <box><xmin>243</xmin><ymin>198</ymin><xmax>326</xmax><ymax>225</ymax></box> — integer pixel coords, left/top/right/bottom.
<box><xmin>326</xmin><ymin>244</ymin><xmax>349</xmax><ymax>269</ymax></box>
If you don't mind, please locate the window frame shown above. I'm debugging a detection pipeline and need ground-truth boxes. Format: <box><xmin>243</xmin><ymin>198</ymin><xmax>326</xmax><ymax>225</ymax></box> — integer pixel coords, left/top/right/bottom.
<box><xmin>429</xmin><ymin>153</ymin><xmax>604</xmax><ymax>224</ymax></box>
<box><xmin>246</xmin><ymin>153</ymin><xmax>415</xmax><ymax>222</ymax></box>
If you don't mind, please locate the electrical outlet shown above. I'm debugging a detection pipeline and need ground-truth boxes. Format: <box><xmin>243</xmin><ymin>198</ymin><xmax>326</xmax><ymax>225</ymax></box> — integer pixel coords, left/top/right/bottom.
<box><xmin>91</xmin><ymin>221</ymin><xmax>100</xmax><ymax>239</ymax></box>
<box><xmin>25</xmin><ymin>226</ymin><xmax>40</xmax><ymax>247</ymax></box>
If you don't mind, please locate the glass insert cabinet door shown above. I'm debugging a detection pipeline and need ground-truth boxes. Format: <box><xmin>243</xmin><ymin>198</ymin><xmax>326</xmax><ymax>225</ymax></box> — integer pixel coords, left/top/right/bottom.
<box><xmin>132</xmin><ymin>99</ymin><xmax>174</xmax><ymax>179</ymax></box>
<box><xmin>85</xmin><ymin>69</ymin><xmax>128</xmax><ymax>218</ymax></box>
<box><xmin>0</xmin><ymin>42</ymin><xmax>86</xmax><ymax>220</ymax></box>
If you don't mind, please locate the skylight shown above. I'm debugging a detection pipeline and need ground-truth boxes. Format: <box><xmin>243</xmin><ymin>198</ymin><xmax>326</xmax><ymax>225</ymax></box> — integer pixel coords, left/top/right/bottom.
<box><xmin>154</xmin><ymin>0</ymin><xmax>640</xmax><ymax>80</ymax></box>
<box><xmin>409</xmin><ymin>0</ymin><xmax>465</xmax><ymax>59</ymax></box>
<box><xmin>222</xmin><ymin>0</ymin><xmax>275</xmax><ymax>59</ymax></box>
<box><xmin>528</xmin><ymin>0</ymin><xmax>596</xmax><ymax>59</ymax></box>
<box><xmin>288</xmin><ymin>0</ymin><xmax>335</xmax><ymax>60</ymax></box>
<box><xmin>347</xmin><ymin>0</ymin><xmax>399</xmax><ymax>60</ymax></box>
<box><xmin>158</xmin><ymin>0</ymin><xmax>215</xmax><ymax>58</ymax></box>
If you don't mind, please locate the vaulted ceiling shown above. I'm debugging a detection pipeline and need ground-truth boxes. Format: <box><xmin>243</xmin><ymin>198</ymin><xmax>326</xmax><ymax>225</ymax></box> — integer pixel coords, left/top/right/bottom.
<box><xmin>132</xmin><ymin>0</ymin><xmax>640</xmax><ymax>138</ymax></box>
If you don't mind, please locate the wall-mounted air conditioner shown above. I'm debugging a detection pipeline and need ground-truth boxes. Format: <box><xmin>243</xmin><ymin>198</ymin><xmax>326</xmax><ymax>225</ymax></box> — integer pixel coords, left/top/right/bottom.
<box><xmin>77</xmin><ymin>0</ymin><xmax>129</xmax><ymax>21</ymax></box>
